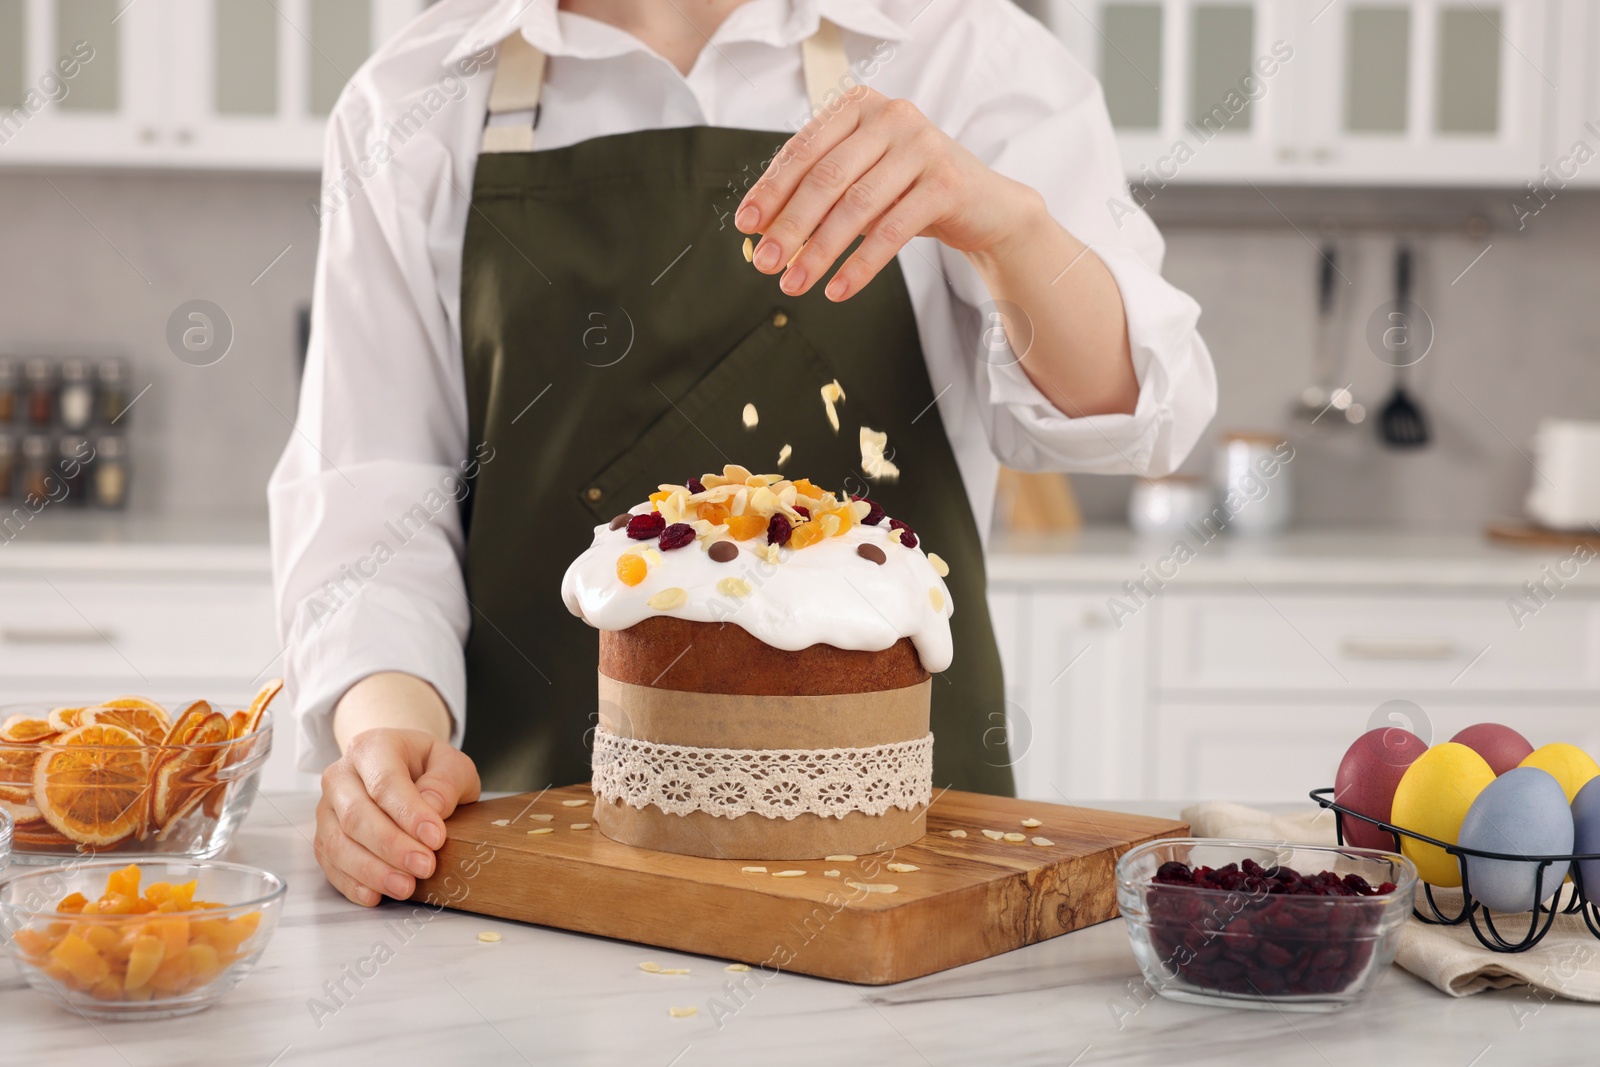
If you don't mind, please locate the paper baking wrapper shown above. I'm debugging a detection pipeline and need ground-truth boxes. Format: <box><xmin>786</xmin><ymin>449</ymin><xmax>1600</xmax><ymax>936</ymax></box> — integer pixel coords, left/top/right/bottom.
<box><xmin>592</xmin><ymin>671</ymin><xmax>931</xmax><ymax>860</ymax></box>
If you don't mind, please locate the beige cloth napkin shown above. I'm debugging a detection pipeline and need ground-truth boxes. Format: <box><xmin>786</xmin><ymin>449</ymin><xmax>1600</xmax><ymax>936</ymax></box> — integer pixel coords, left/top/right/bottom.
<box><xmin>1181</xmin><ymin>801</ymin><xmax>1600</xmax><ymax>1002</ymax></box>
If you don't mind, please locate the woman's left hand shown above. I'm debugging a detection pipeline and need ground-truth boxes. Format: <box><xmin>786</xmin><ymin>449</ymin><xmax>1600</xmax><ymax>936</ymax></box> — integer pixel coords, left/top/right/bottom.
<box><xmin>734</xmin><ymin>86</ymin><xmax>1045</xmax><ymax>303</ymax></box>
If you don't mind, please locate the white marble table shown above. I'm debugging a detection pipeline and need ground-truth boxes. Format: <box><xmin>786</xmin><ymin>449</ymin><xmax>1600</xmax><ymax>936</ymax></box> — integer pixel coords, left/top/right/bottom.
<box><xmin>2</xmin><ymin>793</ymin><xmax>1593</xmax><ymax>1066</ymax></box>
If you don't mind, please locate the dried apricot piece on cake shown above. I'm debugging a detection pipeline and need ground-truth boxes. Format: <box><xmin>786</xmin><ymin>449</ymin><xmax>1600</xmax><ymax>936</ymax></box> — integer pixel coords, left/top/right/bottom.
<box><xmin>725</xmin><ymin>514</ymin><xmax>768</xmax><ymax>541</ymax></box>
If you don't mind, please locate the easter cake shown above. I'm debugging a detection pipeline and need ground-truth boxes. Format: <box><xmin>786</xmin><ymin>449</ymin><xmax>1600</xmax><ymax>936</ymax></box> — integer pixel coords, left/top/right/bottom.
<box><xmin>560</xmin><ymin>465</ymin><xmax>952</xmax><ymax>859</ymax></box>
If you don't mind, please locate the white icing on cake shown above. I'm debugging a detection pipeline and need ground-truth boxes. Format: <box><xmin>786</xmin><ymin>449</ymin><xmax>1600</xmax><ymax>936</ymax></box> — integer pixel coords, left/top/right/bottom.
<box><xmin>561</xmin><ymin>498</ymin><xmax>955</xmax><ymax>672</ymax></box>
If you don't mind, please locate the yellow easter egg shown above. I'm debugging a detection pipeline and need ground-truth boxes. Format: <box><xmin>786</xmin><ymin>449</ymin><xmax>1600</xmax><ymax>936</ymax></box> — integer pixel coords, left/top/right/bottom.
<box><xmin>1390</xmin><ymin>742</ymin><xmax>1496</xmax><ymax>887</ymax></box>
<box><xmin>1518</xmin><ymin>743</ymin><xmax>1600</xmax><ymax>803</ymax></box>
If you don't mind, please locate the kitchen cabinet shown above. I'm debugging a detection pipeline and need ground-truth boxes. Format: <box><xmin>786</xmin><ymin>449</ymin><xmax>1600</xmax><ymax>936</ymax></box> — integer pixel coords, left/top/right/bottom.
<box><xmin>0</xmin><ymin>0</ymin><xmax>427</xmax><ymax>169</ymax></box>
<box><xmin>1040</xmin><ymin>0</ymin><xmax>1553</xmax><ymax>185</ymax></box>
<box><xmin>1549</xmin><ymin>0</ymin><xmax>1600</xmax><ymax>188</ymax></box>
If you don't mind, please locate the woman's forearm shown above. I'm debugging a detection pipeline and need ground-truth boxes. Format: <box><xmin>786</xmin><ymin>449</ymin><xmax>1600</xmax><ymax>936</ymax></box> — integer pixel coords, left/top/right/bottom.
<box><xmin>332</xmin><ymin>671</ymin><xmax>454</xmax><ymax>752</ymax></box>
<box><xmin>965</xmin><ymin>189</ymin><xmax>1139</xmax><ymax>418</ymax></box>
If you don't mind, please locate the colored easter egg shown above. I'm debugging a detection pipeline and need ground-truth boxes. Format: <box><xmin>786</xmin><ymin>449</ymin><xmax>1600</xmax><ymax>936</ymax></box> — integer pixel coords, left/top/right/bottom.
<box><xmin>1391</xmin><ymin>743</ymin><xmax>1496</xmax><ymax>887</ymax></box>
<box><xmin>1519</xmin><ymin>744</ymin><xmax>1600</xmax><ymax>803</ymax></box>
<box><xmin>1458</xmin><ymin>768</ymin><xmax>1573</xmax><ymax>912</ymax></box>
<box><xmin>1449</xmin><ymin>723</ymin><xmax>1535</xmax><ymax>777</ymax></box>
<box><xmin>1334</xmin><ymin>727</ymin><xmax>1429</xmax><ymax>850</ymax></box>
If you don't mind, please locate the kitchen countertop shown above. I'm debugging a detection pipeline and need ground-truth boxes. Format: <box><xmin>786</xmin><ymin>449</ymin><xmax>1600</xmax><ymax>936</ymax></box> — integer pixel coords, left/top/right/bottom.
<box><xmin>4</xmin><ymin>793</ymin><xmax>1593</xmax><ymax>1066</ymax></box>
<box><xmin>0</xmin><ymin>514</ymin><xmax>270</xmax><ymax>574</ymax></box>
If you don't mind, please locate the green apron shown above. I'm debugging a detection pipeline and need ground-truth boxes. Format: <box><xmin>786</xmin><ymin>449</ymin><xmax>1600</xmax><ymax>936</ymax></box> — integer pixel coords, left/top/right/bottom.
<box><xmin>458</xmin><ymin>109</ymin><xmax>1010</xmax><ymax>797</ymax></box>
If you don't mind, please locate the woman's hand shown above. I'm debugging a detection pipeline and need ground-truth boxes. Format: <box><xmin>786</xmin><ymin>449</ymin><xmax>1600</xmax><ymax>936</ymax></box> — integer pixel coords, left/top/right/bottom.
<box><xmin>734</xmin><ymin>85</ymin><xmax>1044</xmax><ymax>303</ymax></box>
<box><xmin>315</xmin><ymin>727</ymin><xmax>481</xmax><ymax>906</ymax></box>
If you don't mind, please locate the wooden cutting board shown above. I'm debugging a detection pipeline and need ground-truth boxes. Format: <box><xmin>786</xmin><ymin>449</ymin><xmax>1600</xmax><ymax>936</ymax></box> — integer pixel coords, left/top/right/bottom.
<box><xmin>1486</xmin><ymin>521</ymin><xmax>1600</xmax><ymax>553</ymax></box>
<box><xmin>410</xmin><ymin>784</ymin><xmax>1187</xmax><ymax>985</ymax></box>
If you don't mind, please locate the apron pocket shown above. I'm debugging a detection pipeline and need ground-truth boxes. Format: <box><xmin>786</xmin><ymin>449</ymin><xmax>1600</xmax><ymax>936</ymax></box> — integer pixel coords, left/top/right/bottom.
<box><xmin>580</xmin><ymin>309</ymin><xmax>879</xmax><ymax>519</ymax></box>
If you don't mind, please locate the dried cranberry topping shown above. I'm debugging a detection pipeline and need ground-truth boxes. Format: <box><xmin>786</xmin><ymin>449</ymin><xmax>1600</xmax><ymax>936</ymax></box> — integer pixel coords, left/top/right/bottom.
<box><xmin>888</xmin><ymin>518</ymin><xmax>917</xmax><ymax>548</ymax></box>
<box><xmin>626</xmin><ymin>513</ymin><xmax>666</xmax><ymax>540</ymax></box>
<box><xmin>686</xmin><ymin>477</ymin><xmax>706</xmax><ymax>494</ymax></box>
<box><xmin>850</xmin><ymin>495</ymin><xmax>886</xmax><ymax>526</ymax></box>
<box><xmin>658</xmin><ymin>523</ymin><xmax>695</xmax><ymax>550</ymax></box>
<box><xmin>767</xmin><ymin>514</ymin><xmax>792</xmax><ymax>546</ymax></box>
<box><xmin>793</xmin><ymin>506</ymin><xmax>810</xmax><ymax>519</ymax></box>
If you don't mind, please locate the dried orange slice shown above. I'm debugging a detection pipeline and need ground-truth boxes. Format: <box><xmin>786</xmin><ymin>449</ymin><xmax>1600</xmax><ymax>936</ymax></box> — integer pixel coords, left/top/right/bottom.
<box><xmin>0</xmin><ymin>743</ymin><xmax>36</xmax><ymax>790</ymax></box>
<box><xmin>1</xmin><ymin>793</ymin><xmax>42</xmax><ymax>826</ymax></box>
<box><xmin>237</xmin><ymin>679</ymin><xmax>282</xmax><ymax>741</ymax></box>
<box><xmin>152</xmin><ymin>711</ymin><xmax>230</xmax><ymax>832</ymax></box>
<box><xmin>0</xmin><ymin>715</ymin><xmax>57</xmax><ymax>743</ymax></box>
<box><xmin>82</xmin><ymin>700</ymin><xmax>171</xmax><ymax>745</ymax></box>
<box><xmin>32</xmin><ymin>724</ymin><xmax>150</xmax><ymax>847</ymax></box>
<box><xmin>161</xmin><ymin>700</ymin><xmax>217</xmax><ymax>747</ymax></box>
<box><xmin>47</xmin><ymin>707</ymin><xmax>87</xmax><ymax>733</ymax></box>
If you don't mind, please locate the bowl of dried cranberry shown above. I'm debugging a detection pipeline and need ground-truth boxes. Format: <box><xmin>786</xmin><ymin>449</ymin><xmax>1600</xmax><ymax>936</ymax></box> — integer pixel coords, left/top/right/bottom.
<box><xmin>1117</xmin><ymin>839</ymin><xmax>1417</xmax><ymax>1012</ymax></box>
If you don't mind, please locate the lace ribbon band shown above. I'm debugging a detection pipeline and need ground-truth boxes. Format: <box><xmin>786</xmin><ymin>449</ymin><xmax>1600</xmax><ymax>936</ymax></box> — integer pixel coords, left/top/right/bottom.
<box><xmin>590</xmin><ymin>726</ymin><xmax>934</xmax><ymax>821</ymax></box>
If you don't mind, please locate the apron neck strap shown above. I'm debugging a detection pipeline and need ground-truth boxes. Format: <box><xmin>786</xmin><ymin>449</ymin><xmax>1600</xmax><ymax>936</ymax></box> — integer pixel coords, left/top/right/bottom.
<box><xmin>481</xmin><ymin>19</ymin><xmax>851</xmax><ymax>155</ymax></box>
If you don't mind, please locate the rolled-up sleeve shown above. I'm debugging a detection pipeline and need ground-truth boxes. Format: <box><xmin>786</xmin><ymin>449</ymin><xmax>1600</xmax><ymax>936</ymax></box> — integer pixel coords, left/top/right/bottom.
<box><xmin>932</xmin><ymin>0</ymin><xmax>1217</xmax><ymax>477</ymax></box>
<box><xmin>269</xmin><ymin>86</ymin><xmax>474</xmax><ymax>773</ymax></box>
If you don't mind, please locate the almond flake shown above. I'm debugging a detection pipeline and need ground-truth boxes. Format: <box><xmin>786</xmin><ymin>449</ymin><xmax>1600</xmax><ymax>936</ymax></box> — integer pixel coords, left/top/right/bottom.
<box><xmin>726</xmin><ymin>963</ymin><xmax>752</xmax><ymax>972</ymax></box>
<box><xmin>820</xmin><ymin>379</ymin><xmax>845</xmax><ymax>433</ymax></box>
<box><xmin>771</xmin><ymin>870</ymin><xmax>806</xmax><ymax>878</ymax></box>
<box><xmin>639</xmin><ymin>962</ymin><xmax>662</xmax><ymax>972</ymax></box>
<box><xmin>927</xmin><ymin>552</ymin><xmax>950</xmax><ymax>577</ymax></box>
<box><xmin>527</xmin><ymin>827</ymin><xmax>555</xmax><ymax>835</ymax></box>
<box><xmin>648</xmin><ymin>587</ymin><xmax>688</xmax><ymax>610</ymax></box>
<box><xmin>722</xmin><ymin>464</ymin><xmax>753</xmax><ymax>482</ymax></box>
<box><xmin>477</xmin><ymin>931</ymin><xmax>502</xmax><ymax>943</ymax></box>
<box><xmin>823</xmin><ymin>870</ymin><xmax>841</xmax><ymax>877</ymax></box>
<box><xmin>1032</xmin><ymin>837</ymin><xmax>1055</xmax><ymax>847</ymax></box>
<box><xmin>929</xmin><ymin>588</ymin><xmax>946</xmax><ymax>612</ymax></box>
<box><xmin>741</xmin><ymin>866</ymin><xmax>768</xmax><ymax>874</ymax></box>
<box><xmin>885</xmin><ymin>863</ymin><xmax>919</xmax><ymax>873</ymax></box>
<box><xmin>528</xmin><ymin>813</ymin><xmax>553</xmax><ymax>821</ymax></box>
<box><xmin>761</xmin><ymin>543</ymin><xmax>782</xmax><ymax>565</ymax></box>
<box><xmin>717</xmin><ymin>576</ymin><xmax>753</xmax><ymax>598</ymax></box>
<box><xmin>669</xmin><ymin>1006</ymin><xmax>698</xmax><ymax>1019</ymax></box>
<box><xmin>824</xmin><ymin>855</ymin><xmax>857</xmax><ymax>862</ymax></box>
<box><xmin>742</xmin><ymin>237</ymin><xmax>754</xmax><ymax>262</ymax></box>
<box><xmin>948</xmin><ymin>830</ymin><xmax>968</xmax><ymax>838</ymax></box>
<box><xmin>562</xmin><ymin>799</ymin><xmax>588</xmax><ymax>807</ymax></box>
<box><xmin>846</xmin><ymin>881</ymin><xmax>899</xmax><ymax>895</ymax></box>
<box><xmin>859</xmin><ymin>426</ymin><xmax>900</xmax><ymax>482</ymax></box>
<box><xmin>570</xmin><ymin>823</ymin><xmax>592</xmax><ymax>830</ymax></box>
<box><xmin>888</xmin><ymin>528</ymin><xmax>905</xmax><ymax>545</ymax></box>
<box><xmin>742</xmin><ymin>402</ymin><xmax>759</xmax><ymax>429</ymax></box>
<box><xmin>1002</xmin><ymin>832</ymin><xmax>1027</xmax><ymax>843</ymax></box>
<box><xmin>777</xmin><ymin>444</ymin><xmax>792</xmax><ymax>468</ymax></box>
<box><xmin>981</xmin><ymin>829</ymin><xmax>1004</xmax><ymax>841</ymax></box>
<box><xmin>658</xmin><ymin>967</ymin><xmax>691</xmax><ymax>975</ymax></box>
<box><xmin>1020</xmin><ymin>818</ymin><xmax>1042</xmax><ymax>828</ymax></box>
<box><xmin>490</xmin><ymin>819</ymin><xmax>510</xmax><ymax>827</ymax></box>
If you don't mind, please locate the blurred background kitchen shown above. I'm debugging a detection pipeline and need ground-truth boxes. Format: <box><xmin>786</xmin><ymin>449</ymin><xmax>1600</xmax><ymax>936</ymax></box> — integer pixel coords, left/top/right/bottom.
<box><xmin>2</xmin><ymin>1</ymin><xmax>1597</xmax><ymax>803</ymax></box>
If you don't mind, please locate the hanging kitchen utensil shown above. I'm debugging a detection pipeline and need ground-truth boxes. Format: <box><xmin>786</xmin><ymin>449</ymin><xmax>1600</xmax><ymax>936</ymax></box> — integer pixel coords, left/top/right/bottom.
<box><xmin>1294</xmin><ymin>243</ymin><xmax>1365</xmax><ymax>427</ymax></box>
<box><xmin>1377</xmin><ymin>243</ymin><xmax>1430</xmax><ymax>448</ymax></box>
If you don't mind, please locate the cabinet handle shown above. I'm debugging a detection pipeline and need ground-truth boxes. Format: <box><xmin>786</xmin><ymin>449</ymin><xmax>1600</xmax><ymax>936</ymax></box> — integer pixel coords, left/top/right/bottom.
<box><xmin>1</xmin><ymin>627</ymin><xmax>116</xmax><ymax>646</ymax></box>
<box><xmin>1339</xmin><ymin>638</ymin><xmax>1457</xmax><ymax>661</ymax></box>
<box><xmin>1311</xmin><ymin>147</ymin><xmax>1333</xmax><ymax>163</ymax></box>
<box><xmin>175</xmin><ymin>128</ymin><xmax>194</xmax><ymax>145</ymax></box>
<box><xmin>138</xmin><ymin>127</ymin><xmax>158</xmax><ymax>144</ymax></box>
<box><xmin>1277</xmin><ymin>146</ymin><xmax>1299</xmax><ymax>162</ymax></box>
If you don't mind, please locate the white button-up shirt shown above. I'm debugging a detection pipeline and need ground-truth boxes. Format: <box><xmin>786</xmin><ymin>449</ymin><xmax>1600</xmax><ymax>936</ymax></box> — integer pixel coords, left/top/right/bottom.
<box><xmin>270</xmin><ymin>0</ymin><xmax>1217</xmax><ymax>773</ymax></box>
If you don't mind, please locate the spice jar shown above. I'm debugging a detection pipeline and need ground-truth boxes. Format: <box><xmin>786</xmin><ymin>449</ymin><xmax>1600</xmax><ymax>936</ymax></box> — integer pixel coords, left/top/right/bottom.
<box><xmin>0</xmin><ymin>360</ymin><xmax>17</xmax><ymax>425</ymax></box>
<box><xmin>92</xmin><ymin>433</ymin><xmax>128</xmax><ymax>509</ymax></box>
<box><xmin>23</xmin><ymin>359</ymin><xmax>55</xmax><ymax>429</ymax></box>
<box><xmin>97</xmin><ymin>358</ymin><xmax>129</xmax><ymax>425</ymax></box>
<box><xmin>0</xmin><ymin>432</ymin><xmax>14</xmax><ymax>501</ymax></box>
<box><xmin>57</xmin><ymin>435</ymin><xmax>91</xmax><ymax>506</ymax></box>
<box><xmin>58</xmin><ymin>359</ymin><xmax>95</xmax><ymax>432</ymax></box>
<box><xmin>20</xmin><ymin>434</ymin><xmax>53</xmax><ymax>504</ymax></box>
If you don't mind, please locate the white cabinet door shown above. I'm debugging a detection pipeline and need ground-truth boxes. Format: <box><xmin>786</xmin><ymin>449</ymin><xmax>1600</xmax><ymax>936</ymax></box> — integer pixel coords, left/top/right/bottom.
<box><xmin>1548</xmin><ymin>0</ymin><xmax>1600</xmax><ymax>187</ymax></box>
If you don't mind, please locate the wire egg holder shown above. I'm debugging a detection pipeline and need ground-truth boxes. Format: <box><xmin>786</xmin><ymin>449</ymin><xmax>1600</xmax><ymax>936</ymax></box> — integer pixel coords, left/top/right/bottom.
<box><xmin>1310</xmin><ymin>787</ymin><xmax>1600</xmax><ymax>952</ymax></box>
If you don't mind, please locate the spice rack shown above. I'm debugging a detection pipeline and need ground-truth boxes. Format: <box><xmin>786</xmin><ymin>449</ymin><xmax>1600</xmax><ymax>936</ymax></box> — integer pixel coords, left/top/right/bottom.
<box><xmin>0</xmin><ymin>357</ymin><xmax>131</xmax><ymax>512</ymax></box>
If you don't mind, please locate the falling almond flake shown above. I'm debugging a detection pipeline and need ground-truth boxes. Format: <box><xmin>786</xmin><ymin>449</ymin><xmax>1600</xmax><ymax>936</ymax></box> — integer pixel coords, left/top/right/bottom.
<box><xmin>886</xmin><ymin>863</ymin><xmax>919</xmax><ymax>873</ymax></box>
<box><xmin>824</xmin><ymin>855</ymin><xmax>856</xmax><ymax>862</ymax></box>
<box><xmin>477</xmin><ymin>931</ymin><xmax>502</xmax><ymax>943</ymax></box>
<box><xmin>726</xmin><ymin>963</ymin><xmax>752</xmax><ymax>972</ymax></box>
<box><xmin>742</xmin><ymin>237</ymin><xmax>754</xmax><ymax>262</ymax></box>
<box><xmin>669</xmin><ymin>1006</ymin><xmax>698</xmax><ymax>1019</ymax></box>
<box><xmin>948</xmin><ymin>830</ymin><xmax>968</xmax><ymax>838</ymax></box>
<box><xmin>741</xmin><ymin>866</ymin><xmax>768</xmax><ymax>874</ymax></box>
<box><xmin>859</xmin><ymin>426</ymin><xmax>900</xmax><ymax>482</ymax></box>
<box><xmin>772</xmin><ymin>870</ymin><xmax>806</xmax><ymax>878</ymax></box>
<box><xmin>847</xmin><ymin>881</ymin><xmax>899</xmax><ymax>895</ymax></box>
<box><xmin>1032</xmin><ymin>837</ymin><xmax>1055</xmax><ymax>847</ymax></box>
<box><xmin>639</xmin><ymin>962</ymin><xmax>662</xmax><ymax>973</ymax></box>
<box><xmin>927</xmin><ymin>552</ymin><xmax>950</xmax><ymax>578</ymax></box>
<box><xmin>490</xmin><ymin>819</ymin><xmax>510</xmax><ymax>827</ymax></box>
<box><xmin>742</xmin><ymin>402</ymin><xmax>759</xmax><ymax>429</ymax></box>
<box><xmin>1020</xmin><ymin>818</ymin><xmax>1042</xmax><ymax>828</ymax></box>
<box><xmin>981</xmin><ymin>830</ymin><xmax>1004</xmax><ymax>841</ymax></box>
<box><xmin>1002</xmin><ymin>832</ymin><xmax>1027</xmax><ymax>843</ymax></box>
<box><xmin>528</xmin><ymin>813</ymin><xmax>553</xmax><ymax>822</ymax></box>
<box><xmin>648</xmin><ymin>587</ymin><xmax>688</xmax><ymax>610</ymax></box>
<box><xmin>777</xmin><ymin>443</ymin><xmax>792</xmax><ymax>468</ymax></box>
<box><xmin>570</xmin><ymin>823</ymin><xmax>592</xmax><ymax>830</ymax></box>
<box><xmin>528</xmin><ymin>827</ymin><xmax>555</xmax><ymax>835</ymax></box>
<box><xmin>823</xmin><ymin>870</ymin><xmax>841</xmax><ymax>877</ymax></box>
<box><xmin>562</xmin><ymin>799</ymin><xmax>588</xmax><ymax>807</ymax></box>
<box><xmin>658</xmin><ymin>968</ymin><xmax>691</xmax><ymax>975</ymax></box>
<box><xmin>820</xmin><ymin>379</ymin><xmax>845</xmax><ymax>433</ymax></box>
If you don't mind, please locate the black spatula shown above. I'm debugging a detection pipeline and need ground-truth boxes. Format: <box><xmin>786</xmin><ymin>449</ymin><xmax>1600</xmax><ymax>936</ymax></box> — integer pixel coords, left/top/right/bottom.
<box><xmin>1378</xmin><ymin>244</ymin><xmax>1429</xmax><ymax>449</ymax></box>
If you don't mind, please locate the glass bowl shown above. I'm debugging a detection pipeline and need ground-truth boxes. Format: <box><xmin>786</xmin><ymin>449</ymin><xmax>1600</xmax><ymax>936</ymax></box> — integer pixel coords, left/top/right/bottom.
<box><xmin>0</xmin><ymin>702</ymin><xmax>272</xmax><ymax>863</ymax></box>
<box><xmin>1117</xmin><ymin>838</ymin><xmax>1417</xmax><ymax>1012</ymax></box>
<box><xmin>0</xmin><ymin>859</ymin><xmax>286</xmax><ymax>1020</ymax></box>
<box><xmin>0</xmin><ymin>806</ymin><xmax>11</xmax><ymax>873</ymax></box>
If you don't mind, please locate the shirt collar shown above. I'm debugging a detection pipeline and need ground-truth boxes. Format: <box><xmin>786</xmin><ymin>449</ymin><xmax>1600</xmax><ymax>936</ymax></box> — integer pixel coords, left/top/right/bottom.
<box><xmin>445</xmin><ymin>0</ymin><xmax>908</xmax><ymax>66</ymax></box>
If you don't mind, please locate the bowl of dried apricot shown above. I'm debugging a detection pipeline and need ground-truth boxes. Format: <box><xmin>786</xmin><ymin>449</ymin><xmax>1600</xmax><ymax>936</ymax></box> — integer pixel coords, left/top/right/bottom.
<box><xmin>0</xmin><ymin>681</ymin><xmax>281</xmax><ymax>862</ymax></box>
<box><xmin>0</xmin><ymin>860</ymin><xmax>285</xmax><ymax>1019</ymax></box>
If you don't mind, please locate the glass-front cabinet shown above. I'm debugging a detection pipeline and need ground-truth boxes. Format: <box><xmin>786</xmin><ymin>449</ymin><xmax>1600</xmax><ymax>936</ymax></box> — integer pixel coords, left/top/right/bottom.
<box><xmin>1040</xmin><ymin>0</ymin><xmax>1559</xmax><ymax>185</ymax></box>
<box><xmin>0</xmin><ymin>0</ymin><xmax>426</xmax><ymax>168</ymax></box>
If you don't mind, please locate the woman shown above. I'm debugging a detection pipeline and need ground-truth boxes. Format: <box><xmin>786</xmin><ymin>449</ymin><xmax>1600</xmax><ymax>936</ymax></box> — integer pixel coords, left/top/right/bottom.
<box><xmin>271</xmin><ymin>0</ymin><xmax>1216</xmax><ymax>907</ymax></box>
